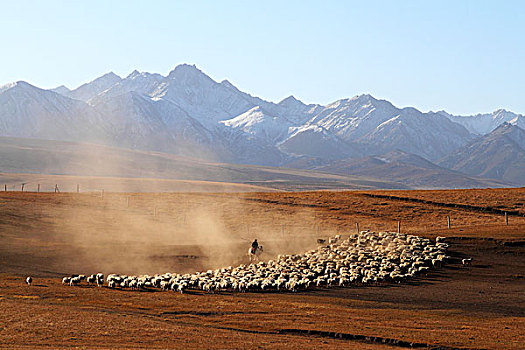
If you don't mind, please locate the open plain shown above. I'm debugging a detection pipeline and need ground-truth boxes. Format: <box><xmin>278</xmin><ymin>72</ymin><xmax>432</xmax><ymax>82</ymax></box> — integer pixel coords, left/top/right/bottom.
<box><xmin>0</xmin><ymin>188</ymin><xmax>524</xmax><ymax>349</ymax></box>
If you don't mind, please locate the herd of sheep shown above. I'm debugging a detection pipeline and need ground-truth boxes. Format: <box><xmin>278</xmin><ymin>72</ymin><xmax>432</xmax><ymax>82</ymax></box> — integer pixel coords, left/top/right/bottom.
<box><xmin>54</xmin><ymin>231</ymin><xmax>450</xmax><ymax>293</ymax></box>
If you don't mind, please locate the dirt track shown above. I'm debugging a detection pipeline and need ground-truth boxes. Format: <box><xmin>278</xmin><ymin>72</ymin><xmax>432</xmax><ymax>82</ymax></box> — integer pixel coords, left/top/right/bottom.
<box><xmin>0</xmin><ymin>189</ymin><xmax>524</xmax><ymax>349</ymax></box>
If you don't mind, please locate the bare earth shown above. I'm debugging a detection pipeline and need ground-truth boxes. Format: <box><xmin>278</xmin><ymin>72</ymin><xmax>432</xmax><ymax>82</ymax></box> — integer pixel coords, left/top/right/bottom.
<box><xmin>0</xmin><ymin>189</ymin><xmax>524</xmax><ymax>349</ymax></box>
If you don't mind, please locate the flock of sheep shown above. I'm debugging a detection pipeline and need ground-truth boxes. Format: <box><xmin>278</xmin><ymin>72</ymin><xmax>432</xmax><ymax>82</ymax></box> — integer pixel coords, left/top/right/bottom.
<box><xmin>55</xmin><ymin>230</ymin><xmax>450</xmax><ymax>293</ymax></box>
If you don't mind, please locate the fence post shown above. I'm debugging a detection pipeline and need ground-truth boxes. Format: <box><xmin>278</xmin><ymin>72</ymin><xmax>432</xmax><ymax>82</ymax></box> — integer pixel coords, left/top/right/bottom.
<box><xmin>397</xmin><ymin>220</ymin><xmax>401</xmax><ymax>233</ymax></box>
<box><xmin>505</xmin><ymin>212</ymin><xmax>508</xmax><ymax>225</ymax></box>
<box><xmin>4</xmin><ymin>184</ymin><xmax>6</xmax><ymax>192</ymax></box>
<box><xmin>447</xmin><ymin>215</ymin><xmax>451</xmax><ymax>229</ymax></box>
<box><xmin>21</xmin><ymin>184</ymin><xmax>24</xmax><ymax>192</ymax></box>
<box><xmin>37</xmin><ymin>184</ymin><xmax>40</xmax><ymax>193</ymax></box>
<box><xmin>356</xmin><ymin>222</ymin><xmax>359</xmax><ymax>234</ymax></box>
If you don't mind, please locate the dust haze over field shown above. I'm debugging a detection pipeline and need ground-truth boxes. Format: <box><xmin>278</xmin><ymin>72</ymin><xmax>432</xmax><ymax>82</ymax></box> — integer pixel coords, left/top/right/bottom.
<box><xmin>4</xmin><ymin>191</ymin><xmax>325</xmax><ymax>276</ymax></box>
<box><xmin>38</xmin><ymin>143</ymin><xmax>326</xmax><ymax>275</ymax></box>
<box><xmin>3</xmin><ymin>186</ymin><xmax>324</xmax><ymax>278</ymax></box>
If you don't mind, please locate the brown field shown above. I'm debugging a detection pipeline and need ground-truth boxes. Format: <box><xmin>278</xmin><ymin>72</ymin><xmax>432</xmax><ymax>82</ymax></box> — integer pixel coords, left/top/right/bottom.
<box><xmin>0</xmin><ymin>188</ymin><xmax>524</xmax><ymax>349</ymax></box>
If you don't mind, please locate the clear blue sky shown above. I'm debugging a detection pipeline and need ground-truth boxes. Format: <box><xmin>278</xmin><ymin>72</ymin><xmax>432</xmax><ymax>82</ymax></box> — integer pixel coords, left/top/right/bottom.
<box><xmin>1</xmin><ymin>0</ymin><xmax>524</xmax><ymax>115</ymax></box>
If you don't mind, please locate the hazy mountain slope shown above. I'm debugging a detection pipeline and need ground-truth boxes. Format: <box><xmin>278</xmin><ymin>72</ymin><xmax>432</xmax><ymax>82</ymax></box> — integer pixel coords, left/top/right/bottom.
<box><xmin>92</xmin><ymin>91</ymin><xmax>232</xmax><ymax>161</ymax></box>
<box><xmin>438</xmin><ymin>123</ymin><xmax>525</xmax><ymax>185</ymax></box>
<box><xmin>314</xmin><ymin>150</ymin><xmax>510</xmax><ymax>189</ymax></box>
<box><xmin>1</xmin><ymin>63</ymin><xmax>523</xmax><ymax>189</ymax></box>
<box><xmin>303</xmin><ymin>95</ymin><xmax>473</xmax><ymax>161</ymax></box>
<box><xmin>150</xmin><ymin>64</ymin><xmax>254</xmax><ymax>127</ymax></box>
<box><xmin>279</xmin><ymin>125</ymin><xmax>361</xmax><ymax>160</ymax></box>
<box><xmin>213</xmin><ymin>124</ymin><xmax>288</xmax><ymax>166</ymax></box>
<box><xmin>90</xmin><ymin>91</ymin><xmax>178</xmax><ymax>152</ymax></box>
<box><xmin>0</xmin><ymin>81</ymin><xmax>108</xmax><ymax>142</ymax></box>
<box><xmin>220</xmin><ymin>106</ymin><xmax>294</xmax><ymax>143</ymax></box>
<box><xmin>358</xmin><ymin>110</ymin><xmax>473</xmax><ymax>161</ymax></box>
<box><xmin>0</xmin><ymin>136</ymin><xmax>408</xmax><ymax>190</ymax></box>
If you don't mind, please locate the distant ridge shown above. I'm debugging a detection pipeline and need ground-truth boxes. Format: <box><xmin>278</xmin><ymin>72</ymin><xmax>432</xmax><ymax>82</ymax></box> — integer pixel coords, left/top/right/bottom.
<box><xmin>0</xmin><ymin>64</ymin><xmax>523</xmax><ymax>188</ymax></box>
<box><xmin>439</xmin><ymin>123</ymin><xmax>525</xmax><ymax>185</ymax></box>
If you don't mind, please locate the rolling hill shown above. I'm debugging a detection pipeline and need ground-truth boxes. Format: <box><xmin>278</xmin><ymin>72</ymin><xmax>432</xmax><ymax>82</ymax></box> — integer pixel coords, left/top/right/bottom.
<box><xmin>0</xmin><ymin>136</ymin><xmax>408</xmax><ymax>191</ymax></box>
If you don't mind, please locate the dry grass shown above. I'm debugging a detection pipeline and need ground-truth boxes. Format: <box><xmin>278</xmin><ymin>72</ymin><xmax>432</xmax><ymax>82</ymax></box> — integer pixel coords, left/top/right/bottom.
<box><xmin>0</xmin><ymin>188</ymin><xmax>524</xmax><ymax>349</ymax></box>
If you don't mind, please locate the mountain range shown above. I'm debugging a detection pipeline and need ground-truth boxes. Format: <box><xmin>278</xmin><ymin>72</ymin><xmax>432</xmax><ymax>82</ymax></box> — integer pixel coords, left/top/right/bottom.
<box><xmin>0</xmin><ymin>64</ymin><xmax>523</xmax><ymax>189</ymax></box>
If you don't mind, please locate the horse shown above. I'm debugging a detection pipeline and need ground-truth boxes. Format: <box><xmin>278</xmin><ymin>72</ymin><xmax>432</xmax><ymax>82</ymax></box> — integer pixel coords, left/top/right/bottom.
<box><xmin>248</xmin><ymin>245</ymin><xmax>263</xmax><ymax>263</ymax></box>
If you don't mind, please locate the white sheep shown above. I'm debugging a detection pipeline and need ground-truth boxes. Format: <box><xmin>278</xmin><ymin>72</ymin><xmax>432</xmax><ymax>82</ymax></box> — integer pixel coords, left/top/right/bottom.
<box><xmin>83</xmin><ymin>230</ymin><xmax>448</xmax><ymax>295</ymax></box>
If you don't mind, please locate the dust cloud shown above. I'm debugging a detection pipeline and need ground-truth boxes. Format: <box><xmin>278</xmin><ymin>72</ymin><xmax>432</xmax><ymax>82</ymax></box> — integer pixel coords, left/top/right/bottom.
<box><xmin>0</xmin><ymin>136</ymin><xmax>336</xmax><ymax>277</ymax></box>
<box><xmin>42</xmin><ymin>191</ymin><xmax>329</xmax><ymax>277</ymax></box>
<box><xmin>11</xmin><ymin>139</ymin><xmax>330</xmax><ymax>277</ymax></box>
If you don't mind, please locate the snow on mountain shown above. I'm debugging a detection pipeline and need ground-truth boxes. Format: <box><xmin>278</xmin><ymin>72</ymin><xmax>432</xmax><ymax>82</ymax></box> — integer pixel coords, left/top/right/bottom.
<box><xmin>90</xmin><ymin>91</ymin><xmax>177</xmax><ymax>151</ymax></box>
<box><xmin>68</xmin><ymin>72</ymin><xmax>122</xmax><ymax>102</ymax></box>
<box><xmin>444</xmin><ymin>109</ymin><xmax>525</xmax><ymax>135</ymax></box>
<box><xmin>219</xmin><ymin>79</ymin><xmax>322</xmax><ymax>125</ymax></box>
<box><xmin>298</xmin><ymin>94</ymin><xmax>472</xmax><ymax>161</ymax></box>
<box><xmin>0</xmin><ymin>82</ymin><xmax>17</xmax><ymax>94</ymax></box>
<box><xmin>220</xmin><ymin>106</ymin><xmax>293</xmax><ymax>143</ymax></box>
<box><xmin>279</xmin><ymin>124</ymin><xmax>361</xmax><ymax>160</ymax></box>
<box><xmin>150</xmin><ymin>64</ymin><xmax>254</xmax><ymax>127</ymax></box>
<box><xmin>275</xmin><ymin>95</ymin><xmax>323</xmax><ymax>125</ymax></box>
<box><xmin>90</xmin><ymin>90</ymin><xmax>217</xmax><ymax>159</ymax></box>
<box><xmin>305</xmin><ymin>94</ymin><xmax>402</xmax><ymax>141</ymax></box>
<box><xmin>90</xmin><ymin>70</ymin><xmax>164</xmax><ymax>103</ymax></box>
<box><xmin>0</xmin><ymin>81</ymin><xmax>108</xmax><ymax>142</ymax></box>
<box><xmin>1</xmin><ymin>64</ymin><xmax>523</xmax><ymax>180</ymax></box>
<box><xmin>358</xmin><ymin>109</ymin><xmax>473</xmax><ymax>161</ymax></box>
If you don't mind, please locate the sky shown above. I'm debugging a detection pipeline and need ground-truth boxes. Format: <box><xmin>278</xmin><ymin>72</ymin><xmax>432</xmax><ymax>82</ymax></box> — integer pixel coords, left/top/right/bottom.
<box><xmin>0</xmin><ymin>0</ymin><xmax>524</xmax><ymax>115</ymax></box>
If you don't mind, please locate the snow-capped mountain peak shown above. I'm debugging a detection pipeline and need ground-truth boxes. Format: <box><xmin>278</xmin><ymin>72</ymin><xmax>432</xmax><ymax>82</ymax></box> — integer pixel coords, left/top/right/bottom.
<box><xmin>0</xmin><ymin>81</ymin><xmax>23</xmax><ymax>93</ymax></box>
<box><xmin>68</xmin><ymin>72</ymin><xmax>122</xmax><ymax>101</ymax></box>
<box><xmin>166</xmin><ymin>64</ymin><xmax>210</xmax><ymax>83</ymax></box>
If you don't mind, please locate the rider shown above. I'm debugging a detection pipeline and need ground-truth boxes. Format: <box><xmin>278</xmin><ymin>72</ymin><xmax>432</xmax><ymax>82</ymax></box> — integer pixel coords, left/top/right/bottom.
<box><xmin>251</xmin><ymin>239</ymin><xmax>259</xmax><ymax>254</ymax></box>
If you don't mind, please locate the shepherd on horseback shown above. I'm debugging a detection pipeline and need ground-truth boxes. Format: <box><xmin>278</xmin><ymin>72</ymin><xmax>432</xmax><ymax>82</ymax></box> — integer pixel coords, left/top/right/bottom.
<box><xmin>248</xmin><ymin>239</ymin><xmax>263</xmax><ymax>262</ymax></box>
